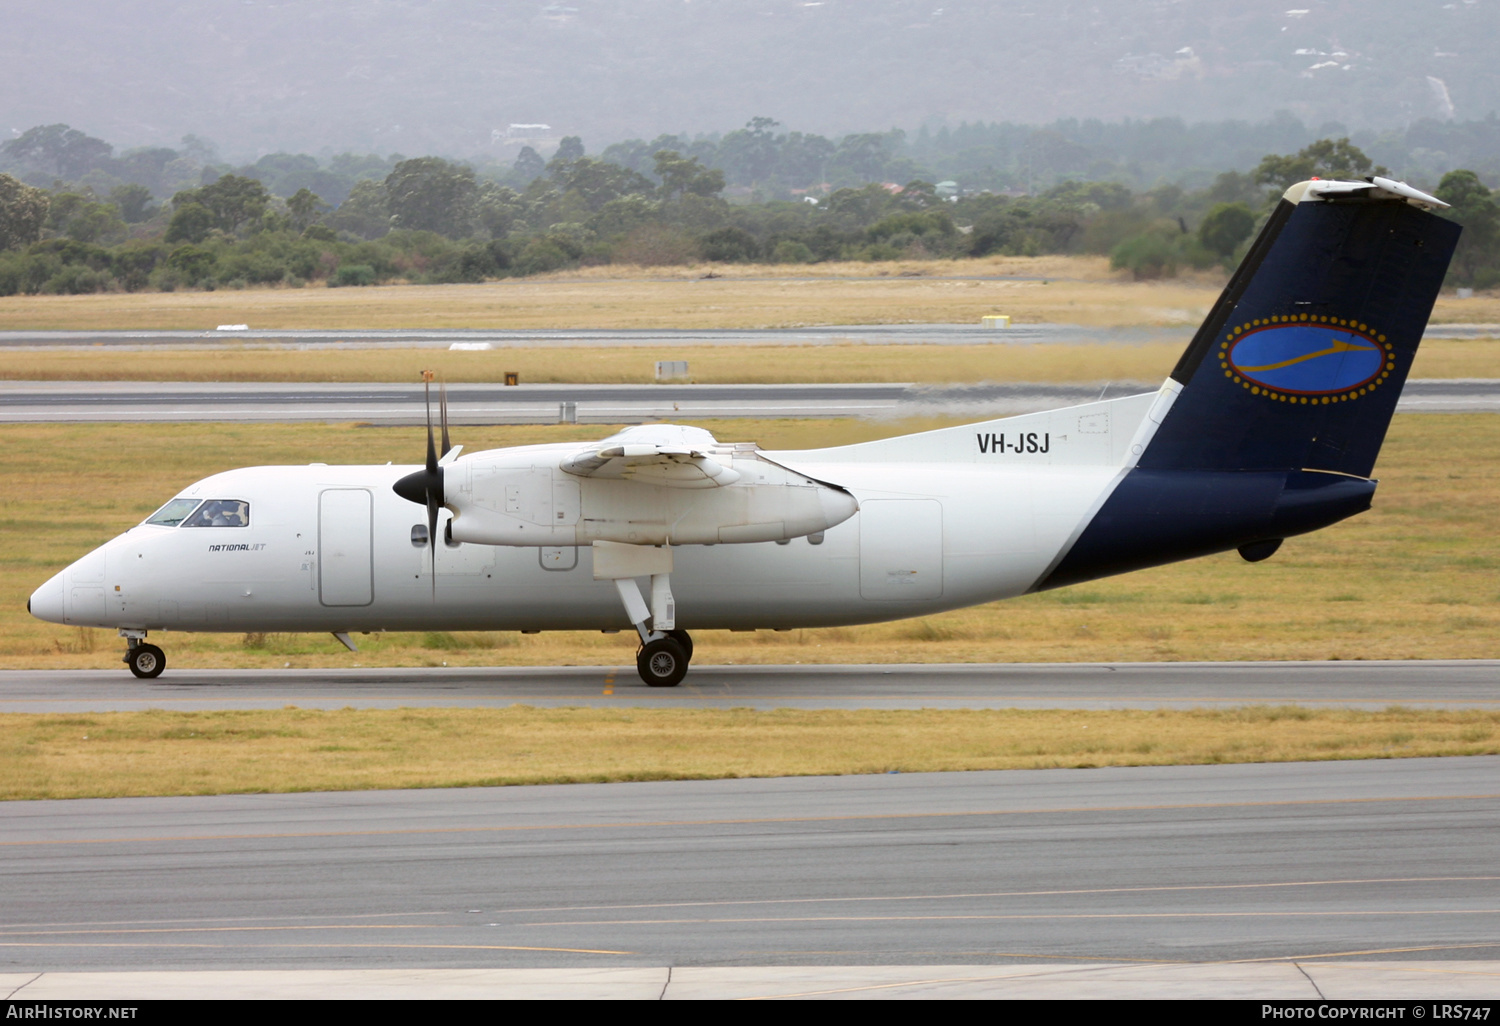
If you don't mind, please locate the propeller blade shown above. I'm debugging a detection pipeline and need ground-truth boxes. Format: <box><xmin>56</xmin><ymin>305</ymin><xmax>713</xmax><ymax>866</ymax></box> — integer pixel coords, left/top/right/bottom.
<box><xmin>427</xmin><ymin>497</ymin><xmax>439</xmax><ymax>598</ymax></box>
<box><xmin>424</xmin><ymin>374</ymin><xmax>438</xmax><ymax>477</ymax></box>
<box><xmin>391</xmin><ymin>370</ymin><xmax>447</xmax><ymax>598</ymax></box>
<box><xmin>440</xmin><ymin>382</ymin><xmax>452</xmax><ymax>458</ymax></box>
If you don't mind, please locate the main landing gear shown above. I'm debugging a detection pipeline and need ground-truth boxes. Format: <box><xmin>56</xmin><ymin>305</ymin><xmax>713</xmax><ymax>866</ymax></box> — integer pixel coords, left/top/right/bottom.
<box><xmin>637</xmin><ymin>629</ymin><xmax>693</xmax><ymax>688</ymax></box>
<box><xmin>121</xmin><ymin>630</ymin><xmax>166</xmax><ymax>679</ymax></box>
<box><xmin>594</xmin><ymin>542</ymin><xmax>694</xmax><ymax>687</ymax></box>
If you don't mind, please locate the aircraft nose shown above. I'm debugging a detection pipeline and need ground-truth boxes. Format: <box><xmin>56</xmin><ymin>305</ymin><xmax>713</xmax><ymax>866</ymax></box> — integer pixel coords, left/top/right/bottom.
<box><xmin>29</xmin><ymin>573</ymin><xmax>66</xmax><ymax>624</ymax></box>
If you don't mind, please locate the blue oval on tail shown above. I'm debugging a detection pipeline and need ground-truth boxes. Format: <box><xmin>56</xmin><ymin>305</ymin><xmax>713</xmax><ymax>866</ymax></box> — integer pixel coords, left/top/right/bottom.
<box><xmin>1228</xmin><ymin>324</ymin><xmax>1385</xmax><ymax>394</ymax></box>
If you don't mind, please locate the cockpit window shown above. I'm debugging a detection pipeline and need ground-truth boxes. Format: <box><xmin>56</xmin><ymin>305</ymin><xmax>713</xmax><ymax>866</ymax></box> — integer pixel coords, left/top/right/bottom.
<box><xmin>181</xmin><ymin>499</ymin><xmax>250</xmax><ymax>528</ymax></box>
<box><xmin>145</xmin><ymin>498</ymin><xmax>203</xmax><ymax>527</ymax></box>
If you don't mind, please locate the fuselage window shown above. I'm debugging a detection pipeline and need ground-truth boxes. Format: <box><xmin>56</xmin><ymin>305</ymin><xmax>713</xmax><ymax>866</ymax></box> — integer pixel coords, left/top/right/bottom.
<box><xmin>181</xmin><ymin>499</ymin><xmax>250</xmax><ymax>528</ymax></box>
<box><xmin>145</xmin><ymin>498</ymin><xmax>203</xmax><ymax>527</ymax></box>
<box><xmin>411</xmin><ymin>523</ymin><xmax>430</xmax><ymax>548</ymax></box>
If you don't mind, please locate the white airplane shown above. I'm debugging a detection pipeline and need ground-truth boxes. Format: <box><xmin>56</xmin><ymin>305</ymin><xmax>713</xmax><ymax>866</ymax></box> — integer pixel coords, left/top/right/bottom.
<box><xmin>29</xmin><ymin>177</ymin><xmax>1460</xmax><ymax>686</ymax></box>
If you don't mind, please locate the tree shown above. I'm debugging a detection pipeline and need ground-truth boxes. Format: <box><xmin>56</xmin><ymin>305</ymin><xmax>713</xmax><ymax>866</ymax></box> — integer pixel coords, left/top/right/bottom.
<box><xmin>0</xmin><ymin>124</ymin><xmax>113</xmax><ymax>179</ymax></box>
<box><xmin>514</xmin><ymin>146</ymin><xmax>546</xmax><ymax>181</ymax></box>
<box><xmin>1197</xmin><ymin>202</ymin><xmax>1255</xmax><ymax>259</ymax></box>
<box><xmin>554</xmin><ymin>136</ymin><xmax>585</xmax><ymax>163</ymax></box>
<box><xmin>1111</xmin><ymin>231</ymin><xmax>1178</xmax><ymax>280</ymax></box>
<box><xmin>115</xmin><ymin>148</ymin><xmax>179</xmax><ymax>196</ymax></box>
<box><xmin>44</xmin><ymin>193</ymin><xmax>125</xmax><ymax>244</ymax></box>
<box><xmin>173</xmin><ymin>174</ymin><xmax>271</xmax><ymax>234</ymax></box>
<box><xmin>717</xmin><ymin>117</ymin><xmax>783</xmax><ymax>184</ymax></box>
<box><xmin>0</xmin><ymin>173</ymin><xmax>50</xmax><ymax>250</ymax></box>
<box><xmin>325</xmin><ymin>179</ymin><xmax>391</xmax><ymax>239</ymax></box>
<box><xmin>1435</xmin><ymin>169</ymin><xmax>1500</xmax><ymax>284</ymax></box>
<box><xmin>110</xmin><ymin>184</ymin><xmax>157</xmax><ymax>223</ymax></box>
<box><xmin>827</xmin><ymin>132</ymin><xmax>899</xmax><ymax>186</ymax></box>
<box><xmin>1253</xmin><ymin>138</ymin><xmax>1389</xmax><ymax>190</ymax></box>
<box><xmin>164</xmin><ymin>202</ymin><xmax>215</xmax><ymax>244</ymax></box>
<box><xmin>775</xmin><ymin>131</ymin><xmax>835</xmax><ymax>188</ymax></box>
<box><xmin>475</xmin><ymin>182</ymin><xmax>523</xmax><ymax>238</ymax></box>
<box><xmin>384</xmin><ymin>158</ymin><xmax>478</xmax><ymax>237</ymax></box>
<box><xmin>547</xmin><ymin>157</ymin><xmax>654</xmax><ymax>212</ymax></box>
<box><xmin>285</xmin><ymin>188</ymin><xmax>327</xmax><ymax>233</ymax></box>
<box><xmin>653</xmin><ymin>150</ymin><xmax>724</xmax><ymax>201</ymax></box>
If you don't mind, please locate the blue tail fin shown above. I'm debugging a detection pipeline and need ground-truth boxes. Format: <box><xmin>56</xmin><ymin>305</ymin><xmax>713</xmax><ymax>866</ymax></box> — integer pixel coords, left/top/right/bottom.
<box><xmin>1145</xmin><ymin>181</ymin><xmax>1460</xmax><ymax>477</ymax></box>
<box><xmin>1037</xmin><ymin>180</ymin><xmax>1459</xmax><ymax>591</ymax></box>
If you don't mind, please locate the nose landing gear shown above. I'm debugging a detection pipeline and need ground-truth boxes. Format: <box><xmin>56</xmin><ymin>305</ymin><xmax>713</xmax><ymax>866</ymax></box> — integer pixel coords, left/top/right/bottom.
<box><xmin>121</xmin><ymin>630</ymin><xmax>166</xmax><ymax>679</ymax></box>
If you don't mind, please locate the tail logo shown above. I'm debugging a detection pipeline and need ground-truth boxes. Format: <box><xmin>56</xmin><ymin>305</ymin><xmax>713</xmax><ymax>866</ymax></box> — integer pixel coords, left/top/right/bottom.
<box><xmin>1220</xmin><ymin>316</ymin><xmax>1396</xmax><ymax>403</ymax></box>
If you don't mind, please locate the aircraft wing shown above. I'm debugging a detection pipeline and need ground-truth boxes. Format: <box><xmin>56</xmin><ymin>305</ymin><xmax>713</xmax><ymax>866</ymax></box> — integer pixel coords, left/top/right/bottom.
<box><xmin>560</xmin><ymin>424</ymin><xmax>742</xmax><ymax>488</ymax></box>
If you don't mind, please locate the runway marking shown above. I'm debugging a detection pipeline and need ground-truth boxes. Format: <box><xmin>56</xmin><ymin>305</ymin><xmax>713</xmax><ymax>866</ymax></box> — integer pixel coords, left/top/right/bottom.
<box><xmin>5</xmin><ymin>792</ymin><xmax>1498</xmax><ymax>848</ymax></box>
<box><xmin>1245</xmin><ymin>943</ymin><xmax>1500</xmax><ymax>964</ymax></box>
<box><xmin>482</xmin><ymin>875</ymin><xmax>1500</xmax><ymax>916</ymax></box>
<box><xmin>0</xmin><ymin>942</ymin><xmax>633</xmax><ymax>954</ymax></box>
<box><xmin>0</xmin><ymin>923</ymin><xmax>536</xmax><ymax>938</ymax></box>
<box><xmin>603</xmin><ymin>668</ymin><xmax>615</xmax><ymax>697</ymax></box>
<box><xmin>523</xmin><ymin>908</ymin><xmax>1500</xmax><ymax>927</ymax></box>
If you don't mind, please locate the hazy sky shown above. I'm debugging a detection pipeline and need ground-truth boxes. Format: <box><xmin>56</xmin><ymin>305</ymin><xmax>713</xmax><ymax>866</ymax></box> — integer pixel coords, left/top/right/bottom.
<box><xmin>5</xmin><ymin>0</ymin><xmax>1495</xmax><ymax>158</ymax></box>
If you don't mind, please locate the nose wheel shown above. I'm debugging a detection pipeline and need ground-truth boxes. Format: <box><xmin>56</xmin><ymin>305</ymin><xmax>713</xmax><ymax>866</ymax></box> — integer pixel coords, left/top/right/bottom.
<box><xmin>126</xmin><ymin>642</ymin><xmax>166</xmax><ymax>679</ymax></box>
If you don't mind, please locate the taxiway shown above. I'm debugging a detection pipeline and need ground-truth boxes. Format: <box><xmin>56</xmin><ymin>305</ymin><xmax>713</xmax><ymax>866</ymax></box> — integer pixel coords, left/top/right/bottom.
<box><xmin>2</xmin><ymin>660</ymin><xmax>1497</xmax><ymax>713</ymax></box>
<box><xmin>2</xmin><ymin>378</ymin><xmax>1496</xmax><ymax>423</ymax></box>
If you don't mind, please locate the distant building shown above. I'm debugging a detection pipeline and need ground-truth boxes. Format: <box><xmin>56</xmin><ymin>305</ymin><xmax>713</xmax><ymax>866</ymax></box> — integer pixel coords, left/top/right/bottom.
<box><xmin>492</xmin><ymin>124</ymin><xmax>557</xmax><ymax>149</ymax></box>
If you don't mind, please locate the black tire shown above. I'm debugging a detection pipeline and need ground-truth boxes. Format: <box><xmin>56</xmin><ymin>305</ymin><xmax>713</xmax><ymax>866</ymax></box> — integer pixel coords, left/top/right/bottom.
<box><xmin>128</xmin><ymin>644</ymin><xmax>165</xmax><ymax>679</ymax></box>
<box><xmin>665</xmin><ymin>629</ymin><xmax>693</xmax><ymax>663</ymax></box>
<box><xmin>637</xmin><ymin>637</ymin><xmax>689</xmax><ymax>687</ymax></box>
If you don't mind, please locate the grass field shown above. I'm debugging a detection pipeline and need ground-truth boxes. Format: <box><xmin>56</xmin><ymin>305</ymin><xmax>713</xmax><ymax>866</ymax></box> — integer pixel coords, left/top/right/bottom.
<box><xmin>4</xmin><ymin>338</ymin><xmax>1498</xmax><ymax>384</ymax></box>
<box><xmin>3</xmin><ymin>706</ymin><xmax>1497</xmax><ymax>801</ymax></box>
<box><xmin>5</xmin><ymin>413</ymin><xmax>1497</xmax><ymax>671</ymax></box>
<box><xmin>3</xmin><ymin>255</ymin><xmax>1497</xmax><ymax>331</ymax></box>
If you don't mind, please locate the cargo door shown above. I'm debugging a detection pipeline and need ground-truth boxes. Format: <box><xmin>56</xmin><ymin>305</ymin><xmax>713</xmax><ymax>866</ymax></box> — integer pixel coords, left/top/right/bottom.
<box><xmin>859</xmin><ymin>499</ymin><xmax>944</xmax><ymax>600</ymax></box>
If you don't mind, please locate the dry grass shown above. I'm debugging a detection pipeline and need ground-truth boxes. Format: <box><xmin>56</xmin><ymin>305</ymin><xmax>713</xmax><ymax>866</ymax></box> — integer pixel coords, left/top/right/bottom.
<box><xmin>3</xmin><ymin>706</ymin><xmax>1497</xmax><ymax>801</ymax></box>
<box><xmin>2</xmin><ymin>255</ymin><xmax>1494</xmax><ymax>332</ymax></box>
<box><xmin>0</xmin><ymin>256</ymin><xmax>1236</xmax><ymax>331</ymax></box>
<box><xmin>3</xmin><ymin>414</ymin><xmax>1498</xmax><ymax>670</ymax></box>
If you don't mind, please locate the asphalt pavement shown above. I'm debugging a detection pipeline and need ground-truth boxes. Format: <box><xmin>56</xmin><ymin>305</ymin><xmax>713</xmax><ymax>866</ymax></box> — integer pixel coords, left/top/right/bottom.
<box><xmin>2</xmin><ymin>378</ymin><xmax>1496</xmax><ymax>423</ymax></box>
<box><xmin>3</xmin><ymin>758</ymin><xmax>1498</xmax><ymax>973</ymax></box>
<box><xmin>3</xmin><ymin>660</ymin><xmax>1496</xmax><ymax>712</ymax></box>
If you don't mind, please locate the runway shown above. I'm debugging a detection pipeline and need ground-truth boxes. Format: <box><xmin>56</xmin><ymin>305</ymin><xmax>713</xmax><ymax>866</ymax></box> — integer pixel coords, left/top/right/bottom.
<box><xmin>2</xmin><ymin>378</ymin><xmax>1496</xmax><ymax>423</ymax></box>
<box><xmin>3</xmin><ymin>660</ymin><xmax>1496</xmax><ymax>712</ymax></box>
<box><xmin>2</xmin><ymin>758</ymin><xmax>1498</xmax><ymax>977</ymax></box>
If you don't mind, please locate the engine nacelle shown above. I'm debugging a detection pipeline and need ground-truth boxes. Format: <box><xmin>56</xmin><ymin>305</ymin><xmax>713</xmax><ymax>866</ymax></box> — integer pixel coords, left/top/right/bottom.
<box><xmin>445</xmin><ymin>444</ymin><xmax>857</xmax><ymax>547</ymax></box>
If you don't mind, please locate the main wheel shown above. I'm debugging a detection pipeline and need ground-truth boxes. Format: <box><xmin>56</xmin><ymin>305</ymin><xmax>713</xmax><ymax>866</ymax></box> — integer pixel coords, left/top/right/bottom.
<box><xmin>637</xmin><ymin>636</ymin><xmax>689</xmax><ymax>687</ymax></box>
<box><xmin>665</xmin><ymin>629</ymin><xmax>693</xmax><ymax>663</ymax></box>
<box><xmin>127</xmin><ymin>643</ymin><xmax>166</xmax><ymax>679</ymax></box>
